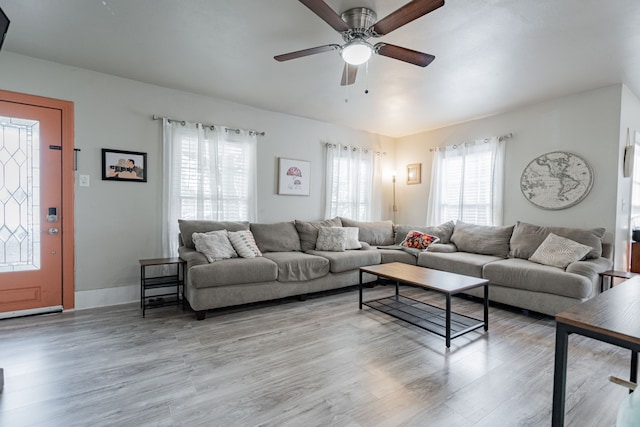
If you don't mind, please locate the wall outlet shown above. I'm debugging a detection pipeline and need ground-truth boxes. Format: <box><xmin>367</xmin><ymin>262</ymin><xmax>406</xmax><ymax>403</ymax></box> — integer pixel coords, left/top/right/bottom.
<box><xmin>79</xmin><ymin>174</ymin><xmax>90</xmax><ymax>187</ymax></box>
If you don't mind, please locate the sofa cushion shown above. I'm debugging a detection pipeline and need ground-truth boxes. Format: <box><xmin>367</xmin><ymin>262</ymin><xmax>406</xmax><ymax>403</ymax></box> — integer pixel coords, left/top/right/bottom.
<box><xmin>394</xmin><ymin>221</ymin><xmax>455</xmax><ymax>245</ymax></box>
<box><xmin>294</xmin><ymin>218</ymin><xmax>343</xmax><ymax>251</ymax></box>
<box><xmin>192</xmin><ymin>230</ymin><xmax>237</xmax><ymax>262</ymax></box>
<box><xmin>250</xmin><ymin>221</ymin><xmax>301</xmax><ymax>253</ymax></box>
<box><xmin>377</xmin><ymin>248</ymin><xmax>420</xmax><ymax>264</ymax></box>
<box><xmin>228</xmin><ymin>230</ymin><xmax>262</xmax><ymax>258</ymax></box>
<box><xmin>528</xmin><ymin>233</ymin><xmax>592</xmax><ymax>269</ymax></box>
<box><xmin>308</xmin><ymin>249</ymin><xmax>381</xmax><ymax>273</ymax></box>
<box><xmin>509</xmin><ymin>221</ymin><xmax>605</xmax><ymax>260</ymax></box>
<box><xmin>340</xmin><ymin>218</ymin><xmax>395</xmax><ymax>246</ymax></box>
<box><xmin>178</xmin><ymin>220</ymin><xmax>249</xmax><ymax>249</ymax></box>
<box><xmin>417</xmin><ymin>251</ymin><xmax>502</xmax><ymax>278</ymax></box>
<box><xmin>427</xmin><ymin>243</ymin><xmax>458</xmax><ymax>253</ymax></box>
<box><xmin>263</xmin><ymin>252</ymin><xmax>330</xmax><ymax>282</ymax></box>
<box><xmin>450</xmin><ymin>221</ymin><xmax>514</xmax><ymax>258</ymax></box>
<box><xmin>482</xmin><ymin>258</ymin><xmax>594</xmax><ymax>299</ymax></box>
<box><xmin>189</xmin><ymin>257</ymin><xmax>278</xmax><ymax>288</ymax></box>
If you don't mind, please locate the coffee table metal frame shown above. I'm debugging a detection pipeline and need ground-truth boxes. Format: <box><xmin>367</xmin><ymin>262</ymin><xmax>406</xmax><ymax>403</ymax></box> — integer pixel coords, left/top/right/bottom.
<box><xmin>359</xmin><ymin>263</ymin><xmax>489</xmax><ymax>348</ymax></box>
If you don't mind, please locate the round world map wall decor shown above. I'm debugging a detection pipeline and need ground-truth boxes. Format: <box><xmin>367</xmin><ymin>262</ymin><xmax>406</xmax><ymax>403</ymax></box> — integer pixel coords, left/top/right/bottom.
<box><xmin>520</xmin><ymin>151</ymin><xmax>593</xmax><ymax>210</ymax></box>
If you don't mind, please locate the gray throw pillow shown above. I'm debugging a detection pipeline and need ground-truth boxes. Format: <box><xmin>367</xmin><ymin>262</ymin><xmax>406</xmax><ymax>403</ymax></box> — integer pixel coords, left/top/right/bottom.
<box><xmin>450</xmin><ymin>221</ymin><xmax>514</xmax><ymax>258</ymax></box>
<box><xmin>250</xmin><ymin>222</ymin><xmax>301</xmax><ymax>253</ymax></box>
<box><xmin>340</xmin><ymin>218</ymin><xmax>394</xmax><ymax>246</ymax></box>
<box><xmin>192</xmin><ymin>230</ymin><xmax>237</xmax><ymax>262</ymax></box>
<box><xmin>294</xmin><ymin>218</ymin><xmax>343</xmax><ymax>251</ymax></box>
<box><xmin>509</xmin><ymin>221</ymin><xmax>604</xmax><ymax>260</ymax></box>
<box><xmin>178</xmin><ymin>220</ymin><xmax>250</xmax><ymax>249</ymax></box>
<box><xmin>315</xmin><ymin>227</ymin><xmax>347</xmax><ymax>252</ymax></box>
<box><xmin>529</xmin><ymin>233</ymin><xmax>592</xmax><ymax>269</ymax></box>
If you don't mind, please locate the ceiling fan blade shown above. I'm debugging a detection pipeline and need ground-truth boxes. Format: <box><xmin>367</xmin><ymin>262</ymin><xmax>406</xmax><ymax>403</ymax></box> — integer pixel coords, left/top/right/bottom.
<box><xmin>374</xmin><ymin>43</ymin><xmax>435</xmax><ymax>67</ymax></box>
<box><xmin>340</xmin><ymin>63</ymin><xmax>358</xmax><ymax>86</ymax></box>
<box><xmin>299</xmin><ymin>0</ymin><xmax>350</xmax><ymax>32</ymax></box>
<box><xmin>371</xmin><ymin>0</ymin><xmax>445</xmax><ymax>36</ymax></box>
<box><xmin>274</xmin><ymin>44</ymin><xmax>340</xmax><ymax>62</ymax></box>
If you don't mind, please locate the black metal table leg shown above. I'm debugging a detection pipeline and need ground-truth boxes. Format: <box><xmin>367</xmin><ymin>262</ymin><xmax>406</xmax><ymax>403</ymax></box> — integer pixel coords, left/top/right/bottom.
<box><xmin>552</xmin><ymin>322</ymin><xmax>570</xmax><ymax>427</ymax></box>
<box><xmin>446</xmin><ymin>294</ymin><xmax>451</xmax><ymax>348</ymax></box>
<box><xmin>359</xmin><ymin>270</ymin><xmax>363</xmax><ymax>310</ymax></box>
<box><xmin>483</xmin><ymin>284</ymin><xmax>489</xmax><ymax>331</ymax></box>
<box><xmin>395</xmin><ymin>280</ymin><xmax>399</xmax><ymax>297</ymax></box>
<box><xmin>631</xmin><ymin>350</ymin><xmax>638</xmax><ymax>394</ymax></box>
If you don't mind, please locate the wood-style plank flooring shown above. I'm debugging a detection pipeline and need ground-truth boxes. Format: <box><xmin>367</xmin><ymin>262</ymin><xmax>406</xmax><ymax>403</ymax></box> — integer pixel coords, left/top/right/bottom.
<box><xmin>0</xmin><ymin>284</ymin><xmax>632</xmax><ymax>426</ymax></box>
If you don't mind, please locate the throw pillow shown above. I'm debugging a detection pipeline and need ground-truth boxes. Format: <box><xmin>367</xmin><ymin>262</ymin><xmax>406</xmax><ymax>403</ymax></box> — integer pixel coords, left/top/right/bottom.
<box><xmin>394</xmin><ymin>221</ymin><xmax>455</xmax><ymax>245</ymax></box>
<box><xmin>400</xmin><ymin>231</ymin><xmax>440</xmax><ymax>250</ymax></box>
<box><xmin>315</xmin><ymin>227</ymin><xmax>347</xmax><ymax>252</ymax></box>
<box><xmin>228</xmin><ymin>230</ymin><xmax>262</xmax><ymax>258</ymax></box>
<box><xmin>192</xmin><ymin>230</ymin><xmax>238</xmax><ymax>263</ymax></box>
<box><xmin>341</xmin><ymin>227</ymin><xmax>362</xmax><ymax>250</ymax></box>
<box><xmin>509</xmin><ymin>221</ymin><xmax>605</xmax><ymax>260</ymax></box>
<box><xmin>528</xmin><ymin>233</ymin><xmax>592</xmax><ymax>269</ymax></box>
<box><xmin>295</xmin><ymin>218</ymin><xmax>343</xmax><ymax>252</ymax></box>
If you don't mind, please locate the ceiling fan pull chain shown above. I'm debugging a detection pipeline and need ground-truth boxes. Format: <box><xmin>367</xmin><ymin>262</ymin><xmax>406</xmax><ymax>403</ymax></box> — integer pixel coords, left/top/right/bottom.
<box><xmin>365</xmin><ymin>61</ymin><xmax>369</xmax><ymax>94</ymax></box>
<box><xmin>345</xmin><ymin>64</ymin><xmax>349</xmax><ymax>103</ymax></box>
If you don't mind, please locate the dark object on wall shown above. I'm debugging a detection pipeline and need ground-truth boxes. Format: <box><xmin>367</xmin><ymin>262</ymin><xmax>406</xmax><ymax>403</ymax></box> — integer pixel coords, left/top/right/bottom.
<box><xmin>0</xmin><ymin>7</ymin><xmax>9</xmax><ymax>51</ymax></box>
<box><xmin>102</xmin><ymin>148</ymin><xmax>147</xmax><ymax>182</ymax></box>
<box><xmin>633</xmin><ymin>229</ymin><xmax>640</xmax><ymax>242</ymax></box>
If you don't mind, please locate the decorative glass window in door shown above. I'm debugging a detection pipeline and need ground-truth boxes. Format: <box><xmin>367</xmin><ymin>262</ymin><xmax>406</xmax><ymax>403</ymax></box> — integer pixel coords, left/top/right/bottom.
<box><xmin>0</xmin><ymin>116</ymin><xmax>40</xmax><ymax>272</ymax></box>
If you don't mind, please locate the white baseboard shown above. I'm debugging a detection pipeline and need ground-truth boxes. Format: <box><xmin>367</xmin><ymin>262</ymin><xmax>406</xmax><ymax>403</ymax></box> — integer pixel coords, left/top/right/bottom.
<box><xmin>74</xmin><ymin>284</ymin><xmax>139</xmax><ymax>310</ymax></box>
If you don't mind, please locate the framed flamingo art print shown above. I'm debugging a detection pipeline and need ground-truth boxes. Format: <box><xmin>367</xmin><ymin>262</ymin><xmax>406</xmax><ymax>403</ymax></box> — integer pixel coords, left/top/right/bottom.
<box><xmin>278</xmin><ymin>157</ymin><xmax>310</xmax><ymax>196</ymax></box>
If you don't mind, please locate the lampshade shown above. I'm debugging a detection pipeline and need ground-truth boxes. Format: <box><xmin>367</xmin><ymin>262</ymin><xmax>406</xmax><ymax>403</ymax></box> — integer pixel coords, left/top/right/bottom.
<box><xmin>341</xmin><ymin>40</ymin><xmax>372</xmax><ymax>66</ymax></box>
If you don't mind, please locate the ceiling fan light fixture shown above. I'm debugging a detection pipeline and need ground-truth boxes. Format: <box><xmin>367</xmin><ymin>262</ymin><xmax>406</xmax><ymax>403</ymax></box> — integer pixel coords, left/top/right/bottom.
<box><xmin>341</xmin><ymin>40</ymin><xmax>372</xmax><ymax>65</ymax></box>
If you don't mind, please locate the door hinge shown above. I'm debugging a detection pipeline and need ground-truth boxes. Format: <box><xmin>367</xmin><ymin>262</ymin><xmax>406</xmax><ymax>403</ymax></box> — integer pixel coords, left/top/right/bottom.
<box><xmin>49</xmin><ymin>145</ymin><xmax>62</xmax><ymax>150</ymax></box>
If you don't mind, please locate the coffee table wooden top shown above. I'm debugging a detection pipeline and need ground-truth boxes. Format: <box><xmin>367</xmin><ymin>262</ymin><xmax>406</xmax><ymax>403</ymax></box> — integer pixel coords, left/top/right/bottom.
<box><xmin>556</xmin><ymin>276</ymin><xmax>640</xmax><ymax>345</ymax></box>
<box><xmin>360</xmin><ymin>262</ymin><xmax>488</xmax><ymax>294</ymax></box>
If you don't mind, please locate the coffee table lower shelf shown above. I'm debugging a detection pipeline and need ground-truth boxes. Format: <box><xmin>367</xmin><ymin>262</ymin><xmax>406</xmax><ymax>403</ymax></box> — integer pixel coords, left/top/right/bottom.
<box><xmin>363</xmin><ymin>295</ymin><xmax>485</xmax><ymax>341</ymax></box>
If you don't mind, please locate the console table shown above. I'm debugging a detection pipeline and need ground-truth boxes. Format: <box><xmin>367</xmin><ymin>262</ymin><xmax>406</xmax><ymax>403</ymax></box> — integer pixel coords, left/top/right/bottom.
<box><xmin>551</xmin><ymin>276</ymin><xmax>640</xmax><ymax>426</ymax></box>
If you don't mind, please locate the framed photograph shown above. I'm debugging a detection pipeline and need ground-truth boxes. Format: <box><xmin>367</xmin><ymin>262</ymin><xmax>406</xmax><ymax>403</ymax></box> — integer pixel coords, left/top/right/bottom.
<box><xmin>102</xmin><ymin>148</ymin><xmax>147</xmax><ymax>182</ymax></box>
<box><xmin>407</xmin><ymin>163</ymin><xmax>421</xmax><ymax>185</ymax></box>
<box><xmin>278</xmin><ymin>157</ymin><xmax>310</xmax><ymax>196</ymax></box>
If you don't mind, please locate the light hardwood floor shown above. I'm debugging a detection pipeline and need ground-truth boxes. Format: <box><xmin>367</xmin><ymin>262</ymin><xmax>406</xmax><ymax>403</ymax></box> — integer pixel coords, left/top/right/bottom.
<box><xmin>0</xmin><ymin>284</ymin><xmax>632</xmax><ymax>426</ymax></box>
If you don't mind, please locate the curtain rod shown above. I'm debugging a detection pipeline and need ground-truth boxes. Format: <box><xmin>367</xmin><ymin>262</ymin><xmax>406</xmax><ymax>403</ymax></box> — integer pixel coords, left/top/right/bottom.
<box><xmin>152</xmin><ymin>115</ymin><xmax>266</xmax><ymax>136</ymax></box>
<box><xmin>324</xmin><ymin>142</ymin><xmax>386</xmax><ymax>156</ymax></box>
<box><xmin>429</xmin><ymin>133</ymin><xmax>512</xmax><ymax>152</ymax></box>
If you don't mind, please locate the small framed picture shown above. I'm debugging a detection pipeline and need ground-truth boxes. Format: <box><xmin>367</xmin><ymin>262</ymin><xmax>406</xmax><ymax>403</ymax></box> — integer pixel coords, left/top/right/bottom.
<box><xmin>278</xmin><ymin>157</ymin><xmax>310</xmax><ymax>196</ymax></box>
<box><xmin>407</xmin><ymin>163</ymin><xmax>421</xmax><ymax>185</ymax></box>
<box><xmin>102</xmin><ymin>149</ymin><xmax>147</xmax><ymax>182</ymax></box>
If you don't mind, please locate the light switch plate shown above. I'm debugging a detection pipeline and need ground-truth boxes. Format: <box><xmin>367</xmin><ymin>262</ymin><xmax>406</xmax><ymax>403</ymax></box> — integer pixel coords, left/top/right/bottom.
<box><xmin>79</xmin><ymin>174</ymin><xmax>90</xmax><ymax>187</ymax></box>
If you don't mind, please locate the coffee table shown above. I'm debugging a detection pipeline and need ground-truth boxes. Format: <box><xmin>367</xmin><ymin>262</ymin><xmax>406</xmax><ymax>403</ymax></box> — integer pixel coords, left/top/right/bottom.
<box><xmin>359</xmin><ymin>262</ymin><xmax>489</xmax><ymax>348</ymax></box>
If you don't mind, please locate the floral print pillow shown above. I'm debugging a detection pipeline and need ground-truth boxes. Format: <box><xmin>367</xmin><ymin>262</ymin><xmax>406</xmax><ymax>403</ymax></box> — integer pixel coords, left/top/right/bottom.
<box><xmin>400</xmin><ymin>231</ymin><xmax>440</xmax><ymax>250</ymax></box>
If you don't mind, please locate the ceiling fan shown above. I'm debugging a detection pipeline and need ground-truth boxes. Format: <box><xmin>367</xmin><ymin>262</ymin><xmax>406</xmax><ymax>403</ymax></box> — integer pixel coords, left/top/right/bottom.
<box><xmin>274</xmin><ymin>0</ymin><xmax>444</xmax><ymax>86</ymax></box>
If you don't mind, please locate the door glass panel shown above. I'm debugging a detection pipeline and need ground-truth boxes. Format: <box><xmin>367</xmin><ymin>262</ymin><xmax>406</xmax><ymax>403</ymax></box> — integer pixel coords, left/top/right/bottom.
<box><xmin>0</xmin><ymin>115</ymin><xmax>40</xmax><ymax>272</ymax></box>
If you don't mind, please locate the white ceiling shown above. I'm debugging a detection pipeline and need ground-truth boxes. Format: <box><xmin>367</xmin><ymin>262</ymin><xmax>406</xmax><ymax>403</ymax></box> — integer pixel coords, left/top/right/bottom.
<box><xmin>2</xmin><ymin>0</ymin><xmax>640</xmax><ymax>137</ymax></box>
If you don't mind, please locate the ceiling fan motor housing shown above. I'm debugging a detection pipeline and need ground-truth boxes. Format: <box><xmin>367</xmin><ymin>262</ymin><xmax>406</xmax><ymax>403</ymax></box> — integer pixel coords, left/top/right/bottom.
<box><xmin>340</xmin><ymin>7</ymin><xmax>377</xmax><ymax>41</ymax></box>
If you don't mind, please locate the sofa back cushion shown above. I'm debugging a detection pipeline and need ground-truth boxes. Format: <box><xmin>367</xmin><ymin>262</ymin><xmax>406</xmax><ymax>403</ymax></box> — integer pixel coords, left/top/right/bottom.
<box><xmin>340</xmin><ymin>218</ymin><xmax>394</xmax><ymax>246</ymax></box>
<box><xmin>294</xmin><ymin>217</ymin><xmax>343</xmax><ymax>251</ymax></box>
<box><xmin>250</xmin><ymin>221</ymin><xmax>301</xmax><ymax>253</ymax></box>
<box><xmin>450</xmin><ymin>221</ymin><xmax>514</xmax><ymax>258</ymax></box>
<box><xmin>509</xmin><ymin>221</ymin><xmax>604</xmax><ymax>260</ymax></box>
<box><xmin>394</xmin><ymin>221</ymin><xmax>455</xmax><ymax>245</ymax></box>
<box><xmin>178</xmin><ymin>220</ymin><xmax>249</xmax><ymax>249</ymax></box>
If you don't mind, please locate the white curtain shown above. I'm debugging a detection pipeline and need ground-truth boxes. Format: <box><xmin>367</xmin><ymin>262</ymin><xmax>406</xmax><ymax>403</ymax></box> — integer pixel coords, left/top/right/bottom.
<box><xmin>325</xmin><ymin>143</ymin><xmax>375</xmax><ymax>221</ymax></box>
<box><xmin>427</xmin><ymin>136</ymin><xmax>505</xmax><ymax>226</ymax></box>
<box><xmin>161</xmin><ymin>119</ymin><xmax>257</xmax><ymax>257</ymax></box>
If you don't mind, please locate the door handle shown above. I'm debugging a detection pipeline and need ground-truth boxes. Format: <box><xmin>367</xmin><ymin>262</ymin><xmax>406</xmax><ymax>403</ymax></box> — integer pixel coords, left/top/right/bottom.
<box><xmin>48</xmin><ymin>228</ymin><xmax>59</xmax><ymax>235</ymax></box>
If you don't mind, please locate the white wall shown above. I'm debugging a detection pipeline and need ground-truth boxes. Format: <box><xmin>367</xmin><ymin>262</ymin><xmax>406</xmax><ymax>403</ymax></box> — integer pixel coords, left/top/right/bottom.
<box><xmin>396</xmin><ymin>85</ymin><xmax>626</xmax><ymax>262</ymax></box>
<box><xmin>0</xmin><ymin>52</ymin><xmax>395</xmax><ymax>307</ymax></box>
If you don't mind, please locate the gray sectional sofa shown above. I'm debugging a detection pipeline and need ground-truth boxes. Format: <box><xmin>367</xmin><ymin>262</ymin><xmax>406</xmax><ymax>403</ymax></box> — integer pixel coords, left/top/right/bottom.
<box><xmin>177</xmin><ymin>218</ymin><xmax>612</xmax><ymax>320</ymax></box>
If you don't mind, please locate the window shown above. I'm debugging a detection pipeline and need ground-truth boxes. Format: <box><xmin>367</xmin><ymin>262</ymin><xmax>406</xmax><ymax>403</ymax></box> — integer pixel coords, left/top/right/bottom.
<box><xmin>427</xmin><ymin>137</ymin><xmax>505</xmax><ymax>226</ymax></box>
<box><xmin>325</xmin><ymin>143</ymin><xmax>374</xmax><ymax>221</ymax></box>
<box><xmin>162</xmin><ymin>120</ymin><xmax>257</xmax><ymax>256</ymax></box>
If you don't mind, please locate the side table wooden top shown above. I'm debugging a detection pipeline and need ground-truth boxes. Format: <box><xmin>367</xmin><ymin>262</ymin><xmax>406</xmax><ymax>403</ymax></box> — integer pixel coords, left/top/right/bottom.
<box><xmin>556</xmin><ymin>276</ymin><xmax>640</xmax><ymax>345</ymax></box>
<box><xmin>139</xmin><ymin>257</ymin><xmax>184</xmax><ymax>267</ymax></box>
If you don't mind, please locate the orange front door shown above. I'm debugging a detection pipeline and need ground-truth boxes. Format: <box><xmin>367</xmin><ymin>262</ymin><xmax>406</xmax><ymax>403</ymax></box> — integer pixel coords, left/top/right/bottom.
<box><xmin>0</xmin><ymin>100</ymin><xmax>64</xmax><ymax>314</ymax></box>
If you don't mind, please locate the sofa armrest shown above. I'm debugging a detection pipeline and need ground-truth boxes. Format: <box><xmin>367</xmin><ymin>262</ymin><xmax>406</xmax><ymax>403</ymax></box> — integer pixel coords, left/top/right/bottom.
<box><xmin>178</xmin><ymin>246</ymin><xmax>208</xmax><ymax>269</ymax></box>
<box><xmin>566</xmin><ymin>257</ymin><xmax>613</xmax><ymax>279</ymax></box>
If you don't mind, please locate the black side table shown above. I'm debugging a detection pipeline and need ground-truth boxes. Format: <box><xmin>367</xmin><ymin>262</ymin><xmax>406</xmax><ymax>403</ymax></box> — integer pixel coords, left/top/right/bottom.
<box><xmin>139</xmin><ymin>257</ymin><xmax>184</xmax><ymax>317</ymax></box>
<box><xmin>599</xmin><ymin>270</ymin><xmax>637</xmax><ymax>292</ymax></box>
